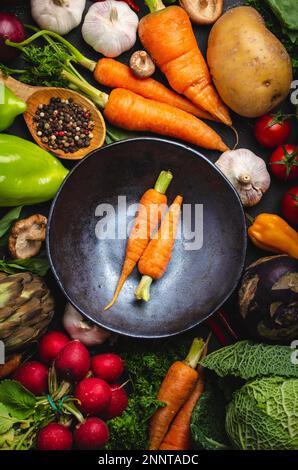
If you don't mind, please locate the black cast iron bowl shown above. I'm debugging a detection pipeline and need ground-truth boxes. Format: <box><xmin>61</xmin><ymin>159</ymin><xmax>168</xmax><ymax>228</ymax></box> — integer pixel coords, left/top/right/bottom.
<box><xmin>47</xmin><ymin>138</ymin><xmax>246</xmax><ymax>338</ymax></box>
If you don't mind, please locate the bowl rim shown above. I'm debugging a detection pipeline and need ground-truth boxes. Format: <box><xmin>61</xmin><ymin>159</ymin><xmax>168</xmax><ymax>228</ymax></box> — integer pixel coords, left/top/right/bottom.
<box><xmin>46</xmin><ymin>137</ymin><xmax>247</xmax><ymax>339</ymax></box>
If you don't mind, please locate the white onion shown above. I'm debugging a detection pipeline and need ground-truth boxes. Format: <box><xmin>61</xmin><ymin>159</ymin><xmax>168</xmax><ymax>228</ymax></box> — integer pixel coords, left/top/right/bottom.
<box><xmin>63</xmin><ymin>303</ymin><xmax>113</xmax><ymax>347</ymax></box>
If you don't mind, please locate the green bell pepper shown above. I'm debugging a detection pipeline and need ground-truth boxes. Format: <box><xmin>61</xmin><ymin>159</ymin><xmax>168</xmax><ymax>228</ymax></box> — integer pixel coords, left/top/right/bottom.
<box><xmin>0</xmin><ymin>83</ymin><xmax>27</xmax><ymax>131</ymax></box>
<box><xmin>0</xmin><ymin>134</ymin><xmax>69</xmax><ymax>206</ymax></box>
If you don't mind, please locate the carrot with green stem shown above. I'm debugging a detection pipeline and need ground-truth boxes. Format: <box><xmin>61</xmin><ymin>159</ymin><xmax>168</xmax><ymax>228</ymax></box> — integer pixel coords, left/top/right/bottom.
<box><xmin>5</xmin><ymin>36</ymin><xmax>228</xmax><ymax>152</ymax></box>
<box><xmin>104</xmin><ymin>170</ymin><xmax>173</xmax><ymax>311</ymax></box>
<box><xmin>135</xmin><ymin>195</ymin><xmax>183</xmax><ymax>302</ymax></box>
<box><xmin>159</xmin><ymin>334</ymin><xmax>210</xmax><ymax>450</ymax></box>
<box><xmin>149</xmin><ymin>337</ymin><xmax>206</xmax><ymax>450</ymax></box>
<box><xmin>6</xmin><ymin>29</ymin><xmax>216</xmax><ymax>122</ymax></box>
<box><xmin>138</xmin><ymin>2</ymin><xmax>232</xmax><ymax>126</ymax></box>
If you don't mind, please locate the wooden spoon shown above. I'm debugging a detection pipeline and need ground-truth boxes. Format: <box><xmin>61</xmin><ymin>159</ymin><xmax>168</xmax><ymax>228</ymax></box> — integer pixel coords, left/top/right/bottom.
<box><xmin>0</xmin><ymin>75</ymin><xmax>106</xmax><ymax>160</ymax></box>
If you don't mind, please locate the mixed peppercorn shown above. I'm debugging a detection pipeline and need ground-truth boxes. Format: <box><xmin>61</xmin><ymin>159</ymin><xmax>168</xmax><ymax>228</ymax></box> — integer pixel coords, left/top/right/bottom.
<box><xmin>33</xmin><ymin>97</ymin><xmax>95</xmax><ymax>154</ymax></box>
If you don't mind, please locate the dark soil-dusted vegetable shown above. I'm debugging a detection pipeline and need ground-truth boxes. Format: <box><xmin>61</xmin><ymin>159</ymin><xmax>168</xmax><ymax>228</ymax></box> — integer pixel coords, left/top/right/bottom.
<box><xmin>238</xmin><ymin>255</ymin><xmax>298</xmax><ymax>343</ymax></box>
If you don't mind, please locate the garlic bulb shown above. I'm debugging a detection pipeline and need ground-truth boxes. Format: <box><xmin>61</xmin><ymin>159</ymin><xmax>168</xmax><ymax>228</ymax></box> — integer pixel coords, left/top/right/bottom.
<box><xmin>82</xmin><ymin>1</ymin><xmax>139</xmax><ymax>58</ymax></box>
<box><xmin>31</xmin><ymin>0</ymin><xmax>86</xmax><ymax>35</ymax></box>
<box><xmin>216</xmin><ymin>149</ymin><xmax>271</xmax><ymax>207</ymax></box>
<box><xmin>63</xmin><ymin>303</ymin><xmax>115</xmax><ymax>347</ymax></box>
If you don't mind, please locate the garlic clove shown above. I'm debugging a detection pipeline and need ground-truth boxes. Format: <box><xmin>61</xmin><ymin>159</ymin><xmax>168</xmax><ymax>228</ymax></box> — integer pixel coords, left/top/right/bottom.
<box><xmin>216</xmin><ymin>149</ymin><xmax>271</xmax><ymax>207</ymax></box>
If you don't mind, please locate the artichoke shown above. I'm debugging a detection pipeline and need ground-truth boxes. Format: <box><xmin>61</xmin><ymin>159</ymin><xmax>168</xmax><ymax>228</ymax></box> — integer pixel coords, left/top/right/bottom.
<box><xmin>0</xmin><ymin>271</ymin><xmax>54</xmax><ymax>352</ymax></box>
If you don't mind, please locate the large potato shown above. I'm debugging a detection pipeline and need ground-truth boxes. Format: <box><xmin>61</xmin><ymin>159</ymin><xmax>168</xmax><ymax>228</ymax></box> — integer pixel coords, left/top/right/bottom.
<box><xmin>207</xmin><ymin>6</ymin><xmax>293</xmax><ymax>118</ymax></box>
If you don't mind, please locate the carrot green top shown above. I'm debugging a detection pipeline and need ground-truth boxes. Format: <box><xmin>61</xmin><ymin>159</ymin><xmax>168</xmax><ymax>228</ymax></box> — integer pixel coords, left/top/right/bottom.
<box><xmin>145</xmin><ymin>0</ymin><xmax>166</xmax><ymax>13</ymax></box>
<box><xmin>184</xmin><ymin>338</ymin><xmax>206</xmax><ymax>369</ymax></box>
<box><xmin>154</xmin><ymin>170</ymin><xmax>173</xmax><ymax>194</ymax></box>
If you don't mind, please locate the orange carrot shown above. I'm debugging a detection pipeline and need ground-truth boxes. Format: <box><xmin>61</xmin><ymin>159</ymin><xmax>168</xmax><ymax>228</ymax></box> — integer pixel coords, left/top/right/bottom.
<box><xmin>104</xmin><ymin>89</ymin><xmax>228</xmax><ymax>152</ymax></box>
<box><xmin>12</xmin><ymin>29</ymin><xmax>229</xmax><ymax>140</ymax></box>
<box><xmin>0</xmin><ymin>353</ymin><xmax>22</xmax><ymax>379</ymax></box>
<box><xmin>138</xmin><ymin>3</ymin><xmax>232</xmax><ymax>126</ymax></box>
<box><xmin>94</xmin><ymin>58</ymin><xmax>217</xmax><ymax>121</ymax></box>
<box><xmin>135</xmin><ymin>195</ymin><xmax>182</xmax><ymax>302</ymax></box>
<box><xmin>159</xmin><ymin>371</ymin><xmax>205</xmax><ymax>450</ymax></box>
<box><xmin>149</xmin><ymin>338</ymin><xmax>205</xmax><ymax>450</ymax></box>
<box><xmin>12</xmin><ymin>32</ymin><xmax>228</xmax><ymax>149</ymax></box>
<box><xmin>104</xmin><ymin>170</ymin><xmax>173</xmax><ymax>311</ymax></box>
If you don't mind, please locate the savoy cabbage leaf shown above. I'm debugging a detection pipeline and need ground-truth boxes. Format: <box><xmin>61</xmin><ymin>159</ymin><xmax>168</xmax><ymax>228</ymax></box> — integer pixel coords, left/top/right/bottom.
<box><xmin>202</xmin><ymin>341</ymin><xmax>298</xmax><ymax>380</ymax></box>
<box><xmin>225</xmin><ymin>377</ymin><xmax>298</xmax><ymax>450</ymax></box>
<box><xmin>190</xmin><ymin>380</ymin><xmax>230</xmax><ymax>450</ymax></box>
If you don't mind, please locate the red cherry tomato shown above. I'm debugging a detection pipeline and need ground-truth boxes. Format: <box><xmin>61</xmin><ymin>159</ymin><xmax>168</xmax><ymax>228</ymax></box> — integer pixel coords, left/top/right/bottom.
<box><xmin>254</xmin><ymin>113</ymin><xmax>291</xmax><ymax>148</ymax></box>
<box><xmin>281</xmin><ymin>186</ymin><xmax>298</xmax><ymax>225</ymax></box>
<box><xmin>269</xmin><ymin>145</ymin><xmax>298</xmax><ymax>182</ymax></box>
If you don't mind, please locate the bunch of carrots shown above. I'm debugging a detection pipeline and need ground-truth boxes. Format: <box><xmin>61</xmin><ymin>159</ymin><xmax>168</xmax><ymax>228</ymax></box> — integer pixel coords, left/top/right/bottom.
<box><xmin>105</xmin><ymin>170</ymin><xmax>182</xmax><ymax>310</ymax></box>
<box><xmin>6</xmin><ymin>0</ymin><xmax>232</xmax><ymax>152</ymax></box>
<box><xmin>150</xmin><ymin>337</ymin><xmax>208</xmax><ymax>450</ymax></box>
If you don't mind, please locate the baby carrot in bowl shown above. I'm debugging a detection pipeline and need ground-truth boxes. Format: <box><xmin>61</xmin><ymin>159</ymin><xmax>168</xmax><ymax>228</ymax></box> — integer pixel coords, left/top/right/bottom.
<box><xmin>104</xmin><ymin>170</ymin><xmax>173</xmax><ymax>311</ymax></box>
<box><xmin>135</xmin><ymin>194</ymin><xmax>183</xmax><ymax>302</ymax></box>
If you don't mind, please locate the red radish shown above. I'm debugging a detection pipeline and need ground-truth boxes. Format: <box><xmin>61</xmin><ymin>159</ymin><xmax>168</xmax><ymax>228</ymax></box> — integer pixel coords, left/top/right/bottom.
<box><xmin>102</xmin><ymin>384</ymin><xmax>128</xmax><ymax>420</ymax></box>
<box><xmin>74</xmin><ymin>417</ymin><xmax>109</xmax><ymax>450</ymax></box>
<box><xmin>37</xmin><ymin>423</ymin><xmax>73</xmax><ymax>451</ymax></box>
<box><xmin>75</xmin><ymin>377</ymin><xmax>111</xmax><ymax>415</ymax></box>
<box><xmin>55</xmin><ymin>340</ymin><xmax>90</xmax><ymax>382</ymax></box>
<box><xmin>38</xmin><ymin>330</ymin><xmax>70</xmax><ymax>365</ymax></box>
<box><xmin>13</xmin><ymin>361</ymin><xmax>48</xmax><ymax>396</ymax></box>
<box><xmin>91</xmin><ymin>353</ymin><xmax>124</xmax><ymax>383</ymax></box>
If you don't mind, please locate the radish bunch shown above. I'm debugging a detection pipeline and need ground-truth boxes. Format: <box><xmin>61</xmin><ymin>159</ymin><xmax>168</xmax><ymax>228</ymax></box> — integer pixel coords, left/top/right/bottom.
<box><xmin>12</xmin><ymin>331</ymin><xmax>128</xmax><ymax>450</ymax></box>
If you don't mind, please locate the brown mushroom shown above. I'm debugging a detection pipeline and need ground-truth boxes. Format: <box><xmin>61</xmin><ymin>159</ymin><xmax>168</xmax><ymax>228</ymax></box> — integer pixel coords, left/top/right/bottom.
<box><xmin>129</xmin><ymin>50</ymin><xmax>155</xmax><ymax>78</ymax></box>
<box><xmin>8</xmin><ymin>214</ymin><xmax>47</xmax><ymax>260</ymax></box>
<box><xmin>179</xmin><ymin>0</ymin><xmax>223</xmax><ymax>25</ymax></box>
